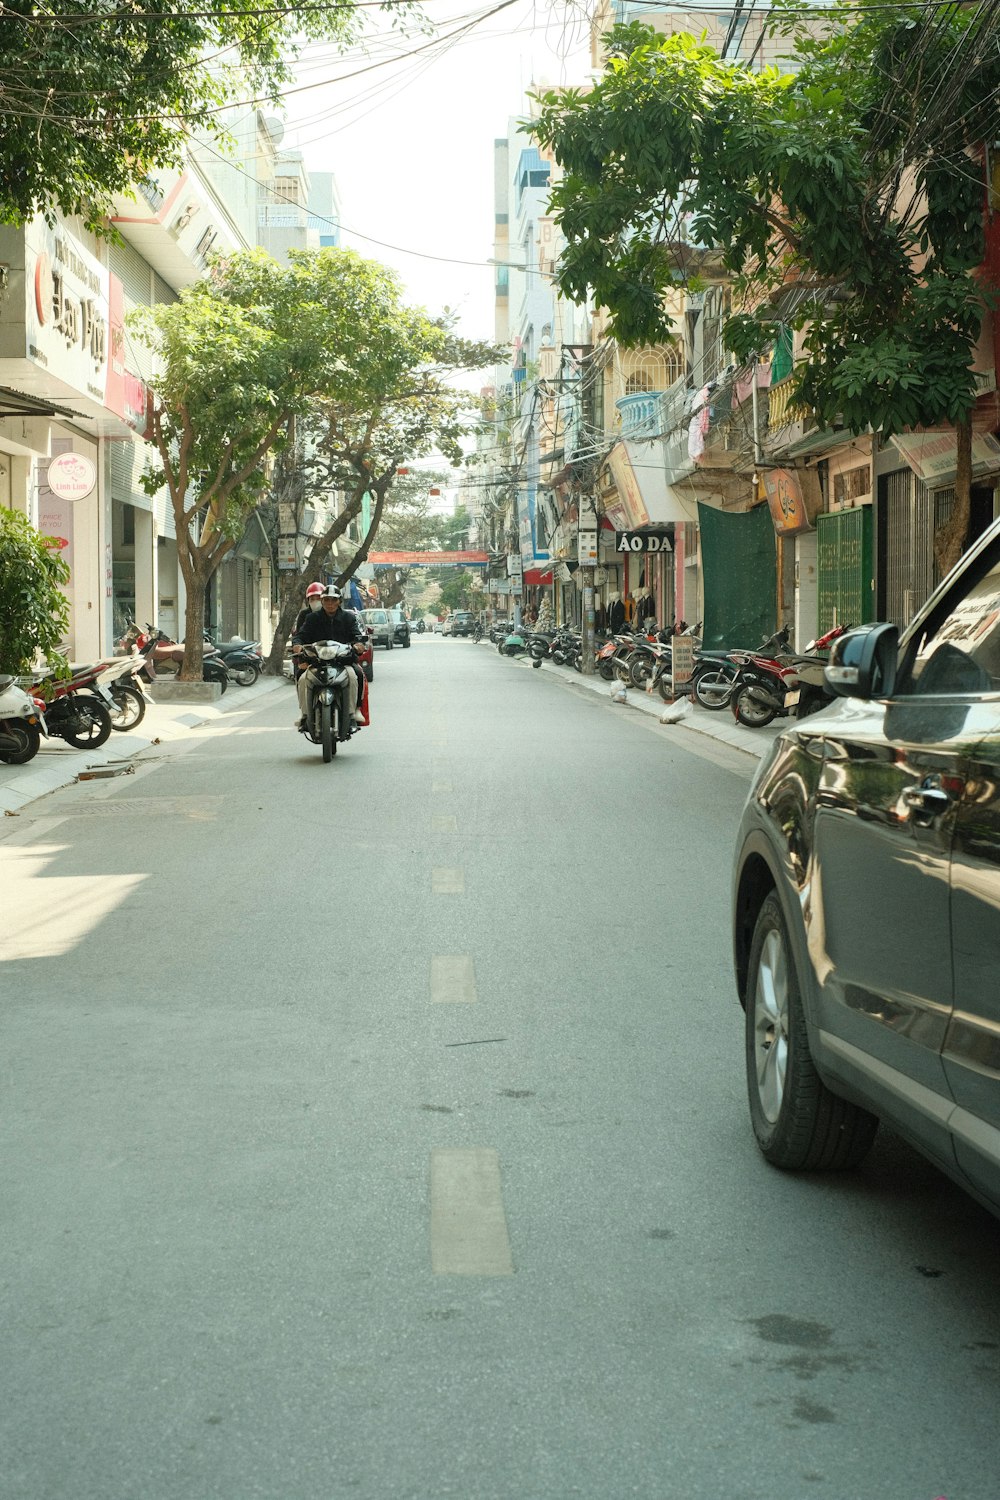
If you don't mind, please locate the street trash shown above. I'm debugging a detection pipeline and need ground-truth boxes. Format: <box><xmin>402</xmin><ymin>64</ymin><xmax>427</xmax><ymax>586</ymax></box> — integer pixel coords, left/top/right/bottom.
<box><xmin>610</xmin><ymin>683</ymin><xmax>627</xmax><ymax>704</ymax></box>
<box><xmin>660</xmin><ymin>699</ymin><xmax>692</xmax><ymax>724</ymax></box>
<box><xmin>78</xmin><ymin>762</ymin><xmax>136</xmax><ymax>781</ymax></box>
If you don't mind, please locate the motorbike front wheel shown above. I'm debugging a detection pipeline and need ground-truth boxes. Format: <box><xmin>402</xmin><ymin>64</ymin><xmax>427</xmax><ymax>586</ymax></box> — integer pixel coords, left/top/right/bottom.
<box><xmin>613</xmin><ymin>658</ymin><xmax>632</xmax><ymax>684</ymax></box>
<box><xmin>0</xmin><ymin>719</ymin><xmax>41</xmax><ymax>764</ymax></box>
<box><xmin>629</xmin><ymin>652</ymin><xmax>654</xmax><ymax>689</ymax></box>
<box><xmin>320</xmin><ymin>701</ymin><xmax>334</xmax><ymax>762</ymax></box>
<box><xmin>735</xmin><ymin>687</ymin><xmax>778</xmax><ymax>728</ymax></box>
<box><xmin>60</xmin><ymin>699</ymin><xmax>113</xmax><ymax>749</ymax></box>
<box><xmin>108</xmin><ymin>684</ymin><xmax>146</xmax><ymax>731</ymax></box>
<box><xmin>694</xmin><ymin>670</ymin><xmax>736</xmax><ymax>711</ymax></box>
<box><xmin>231</xmin><ymin>663</ymin><xmax>260</xmax><ymax>688</ymax></box>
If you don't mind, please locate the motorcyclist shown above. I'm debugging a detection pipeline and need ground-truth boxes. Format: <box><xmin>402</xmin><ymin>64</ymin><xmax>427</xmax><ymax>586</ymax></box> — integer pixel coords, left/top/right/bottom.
<box><xmin>294</xmin><ymin>581</ymin><xmax>326</xmax><ymax>636</ymax></box>
<box><xmin>292</xmin><ymin>585</ymin><xmax>366</xmax><ymax>730</ymax></box>
<box><xmin>292</xmin><ymin>582</ymin><xmax>326</xmax><ymax>681</ymax></box>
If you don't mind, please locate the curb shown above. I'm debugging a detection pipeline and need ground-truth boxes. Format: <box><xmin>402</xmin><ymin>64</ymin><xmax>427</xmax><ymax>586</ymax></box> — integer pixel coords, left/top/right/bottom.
<box><xmin>0</xmin><ymin>673</ymin><xmax>290</xmax><ymax>817</ymax></box>
<box><xmin>498</xmin><ymin>647</ymin><xmax>784</xmax><ymax>763</ymax></box>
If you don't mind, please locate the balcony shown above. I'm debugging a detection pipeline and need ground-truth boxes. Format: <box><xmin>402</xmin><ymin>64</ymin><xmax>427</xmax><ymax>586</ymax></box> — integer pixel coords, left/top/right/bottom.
<box><xmin>768</xmin><ymin>375</ymin><xmax>809</xmax><ymax>431</ymax></box>
<box><xmin>616</xmin><ymin>391</ymin><xmax>663</xmax><ymax>437</ymax></box>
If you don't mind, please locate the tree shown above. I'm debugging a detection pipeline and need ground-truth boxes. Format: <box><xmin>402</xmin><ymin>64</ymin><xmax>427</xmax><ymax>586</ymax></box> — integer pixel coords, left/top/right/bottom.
<box><xmin>0</xmin><ymin>509</ymin><xmax>70</xmax><ymax>674</ymax></box>
<box><xmin>135</xmin><ymin>247</ymin><xmax>411</xmax><ymax>678</ymax></box>
<box><xmin>533</xmin><ymin>3</ymin><xmax>1000</xmax><ymax>571</ymax></box>
<box><xmin>265</xmin><ymin>319</ymin><xmax>501</xmax><ymax>673</ymax></box>
<box><xmin>0</xmin><ymin>0</ymin><xmax>396</xmax><ymax>232</ymax></box>
<box><xmin>431</xmin><ymin>569</ymin><xmax>474</xmax><ymax>612</ymax></box>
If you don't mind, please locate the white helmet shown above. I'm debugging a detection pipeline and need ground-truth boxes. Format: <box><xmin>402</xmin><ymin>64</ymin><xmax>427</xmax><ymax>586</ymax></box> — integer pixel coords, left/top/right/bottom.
<box><xmin>323</xmin><ymin>585</ymin><xmax>343</xmax><ymax>600</ymax></box>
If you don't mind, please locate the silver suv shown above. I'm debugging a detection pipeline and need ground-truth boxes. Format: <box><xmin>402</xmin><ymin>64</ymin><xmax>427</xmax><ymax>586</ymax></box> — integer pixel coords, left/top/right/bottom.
<box><xmin>360</xmin><ymin>609</ymin><xmax>393</xmax><ymax>649</ymax></box>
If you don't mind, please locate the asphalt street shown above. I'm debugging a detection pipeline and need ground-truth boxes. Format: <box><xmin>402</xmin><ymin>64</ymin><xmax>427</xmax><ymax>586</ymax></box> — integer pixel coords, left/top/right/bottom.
<box><xmin>1</xmin><ymin>636</ymin><xmax>998</xmax><ymax>1500</ymax></box>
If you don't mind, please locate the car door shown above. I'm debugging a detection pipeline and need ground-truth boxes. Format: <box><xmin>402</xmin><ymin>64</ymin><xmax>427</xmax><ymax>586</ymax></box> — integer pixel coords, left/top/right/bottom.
<box><xmin>809</xmin><ymin>543</ymin><xmax>1000</xmax><ymax>1162</ymax></box>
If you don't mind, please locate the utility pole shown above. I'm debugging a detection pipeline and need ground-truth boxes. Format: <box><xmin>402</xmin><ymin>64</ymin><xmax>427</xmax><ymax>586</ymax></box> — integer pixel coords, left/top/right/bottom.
<box><xmin>578</xmin><ymin>494</ymin><xmax>598</xmax><ymax>676</ymax></box>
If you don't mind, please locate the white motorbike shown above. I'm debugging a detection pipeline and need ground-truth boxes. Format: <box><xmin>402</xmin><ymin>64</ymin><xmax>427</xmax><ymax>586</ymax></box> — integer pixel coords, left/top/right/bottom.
<box><xmin>0</xmin><ymin>674</ymin><xmax>46</xmax><ymax>764</ymax></box>
<box><xmin>298</xmin><ymin>641</ymin><xmax>359</xmax><ymax>763</ymax></box>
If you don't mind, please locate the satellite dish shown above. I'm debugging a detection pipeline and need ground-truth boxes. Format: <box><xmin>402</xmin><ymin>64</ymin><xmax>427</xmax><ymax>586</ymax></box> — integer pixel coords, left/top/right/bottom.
<box><xmin>263</xmin><ymin>116</ymin><xmax>285</xmax><ymax>148</ymax></box>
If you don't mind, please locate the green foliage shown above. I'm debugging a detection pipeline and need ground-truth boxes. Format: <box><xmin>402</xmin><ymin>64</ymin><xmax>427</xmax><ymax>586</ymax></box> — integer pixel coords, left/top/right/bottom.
<box><xmin>434</xmin><ymin>570</ymin><xmax>474</xmax><ymax>611</ymax></box>
<box><xmin>0</xmin><ymin>508</ymin><xmax>70</xmax><ymax>673</ymax></box>
<box><xmin>532</xmin><ymin>6</ymin><xmax>1000</xmax><ymax>437</ymax></box>
<box><xmin>0</xmin><ymin>0</ymin><xmax>413</xmax><ymax>232</ymax></box>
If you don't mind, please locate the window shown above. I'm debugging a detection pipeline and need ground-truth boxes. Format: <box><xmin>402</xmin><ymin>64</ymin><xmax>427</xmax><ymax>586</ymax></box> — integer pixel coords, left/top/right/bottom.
<box><xmin>904</xmin><ymin>557</ymin><xmax>1000</xmax><ymax>696</ymax></box>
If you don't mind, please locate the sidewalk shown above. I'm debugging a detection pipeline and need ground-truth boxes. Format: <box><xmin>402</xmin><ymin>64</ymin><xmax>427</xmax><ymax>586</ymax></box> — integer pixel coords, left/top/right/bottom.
<box><xmin>507</xmin><ymin>650</ymin><xmax>785</xmax><ymax>763</ymax></box>
<box><xmin>0</xmin><ymin>674</ymin><xmax>290</xmax><ymax>817</ymax></box>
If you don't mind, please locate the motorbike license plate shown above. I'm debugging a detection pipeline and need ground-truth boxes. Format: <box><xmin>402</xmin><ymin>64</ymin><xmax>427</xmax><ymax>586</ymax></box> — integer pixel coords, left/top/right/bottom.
<box><xmin>784</xmin><ymin>689</ymin><xmax>800</xmax><ymax>707</ymax></box>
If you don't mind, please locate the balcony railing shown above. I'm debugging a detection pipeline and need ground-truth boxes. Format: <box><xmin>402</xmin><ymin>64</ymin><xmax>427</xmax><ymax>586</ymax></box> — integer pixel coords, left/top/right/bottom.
<box><xmin>768</xmin><ymin>375</ymin><xmax>809</xmax><ymax>431</ymax></box>
<box><xmin>615</xmin><ymin>392</ymin><xmax>663</xmax><ymax>437</ymax></box>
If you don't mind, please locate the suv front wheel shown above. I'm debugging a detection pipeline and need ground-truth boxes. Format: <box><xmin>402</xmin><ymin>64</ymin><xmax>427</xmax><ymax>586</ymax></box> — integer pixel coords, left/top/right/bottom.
<box><xmin>746</xmin><ymin>892</ymin><xmax>877</xmax><ymax>1171</ymax></box>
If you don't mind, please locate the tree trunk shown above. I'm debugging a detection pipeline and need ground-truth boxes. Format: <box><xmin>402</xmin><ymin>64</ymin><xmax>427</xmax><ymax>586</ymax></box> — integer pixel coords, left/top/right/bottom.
<box><xmin>934</xmin><ymin>416</ymin><xmax>974</xmax><ymax>579</ymax></box>
<box><xmin>181</xmin><ymin>569</ymin><xmax>207</xmax><ymax>680</ymax></box>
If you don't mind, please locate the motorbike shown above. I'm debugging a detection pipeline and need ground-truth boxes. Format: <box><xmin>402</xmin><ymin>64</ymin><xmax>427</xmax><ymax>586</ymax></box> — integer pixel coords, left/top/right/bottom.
<box><xmin>86</xmin><ymin>651</ymin><xmax>150</xmax><ymax>731</ymax></box>
<box><xmin>730</xmin><ymin>625</ymin><xmax>849</xmax><ymax>727</ymax></box>
<box><xmin>122</xmin><ymin>623</ymin><xmax>229</xmax><ymax>693</ymax></box>
<box><xmin>0</xmin><ymin>674</ymin><xmax>45</xmax><ymax>764</ymax></box>
<box><xmin>205</xmin><ymin>634</ymin><xmax>265</xmax><ymax>687</ymax></box>
<box><xmin>29</xmin><ymin>672</ymin><xmax>113</xmax><ymax>748</ymax></box>
<box><xmin>498</xmin><ymin>624</ymin><xmax>528</xmax><ymax>658</ymax></box>
<box><xmin>297</xmin><ymin>641</ymin><xmax>363</xmax><ymax>762</ymax></box>
<box><xmin>472</xmin><ymin>620</ymin><xmax>484</xmax><ymax>642</ymax></box>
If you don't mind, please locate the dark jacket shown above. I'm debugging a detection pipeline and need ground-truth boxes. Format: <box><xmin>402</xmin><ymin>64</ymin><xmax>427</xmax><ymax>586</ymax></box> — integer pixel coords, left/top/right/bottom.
<box><xmin>294</xmin><ymin>604</ymin><xmax>320</xmax><ymax>637</ymax></box>
<box><xmin>294</xmin><ymin>605</ymin><xmax>365</xmax><ymax>649</ymax></box>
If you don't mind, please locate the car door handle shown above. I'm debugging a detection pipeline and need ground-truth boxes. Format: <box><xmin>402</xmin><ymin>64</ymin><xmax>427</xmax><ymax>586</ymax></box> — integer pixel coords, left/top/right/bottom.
<box><xmin>902</xmin><ymin>785</ymin><xmax>952</xmax><ymax>815</ymax></box>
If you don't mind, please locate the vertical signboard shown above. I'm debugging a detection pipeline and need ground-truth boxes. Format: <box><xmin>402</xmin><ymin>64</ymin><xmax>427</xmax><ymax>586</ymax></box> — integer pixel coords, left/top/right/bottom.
<box><xmin>671</xmin><ymin>633</ymin><xmax>696</xmax><ymax>697</ymax></box>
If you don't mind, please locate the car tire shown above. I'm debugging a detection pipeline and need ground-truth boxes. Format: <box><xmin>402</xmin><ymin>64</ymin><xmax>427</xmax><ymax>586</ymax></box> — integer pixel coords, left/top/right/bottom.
<box><xmin>746</xmin><ymin>892</ymin><xmax>878</xmax><ymax>1171</ymax></box>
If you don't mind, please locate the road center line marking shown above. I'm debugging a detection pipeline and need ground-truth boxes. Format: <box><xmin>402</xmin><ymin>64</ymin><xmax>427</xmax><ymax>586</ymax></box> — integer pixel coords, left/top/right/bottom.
<box><xmin>432</xmin><ymin>867</ymin><xmax>465</xmax><ymax>895</ymax></box>
<box><xmin>431</xmin><ymin>954</ymin><xmax>477</xmax><ymax>1003</ymax></box>
<box><xmin>432</xmin><ymin>814</ymin><xmax>458</xmax><ymax>833</ymax></box>
<box><xmin>432</xmin><ymin>780</ymin><xmax>453</xmax><ymax>794</ymax></box>
<box><xmin>430</xmin><ymin>1148</ymin><xmax>514</xmax><ymax>1276</ymax></box>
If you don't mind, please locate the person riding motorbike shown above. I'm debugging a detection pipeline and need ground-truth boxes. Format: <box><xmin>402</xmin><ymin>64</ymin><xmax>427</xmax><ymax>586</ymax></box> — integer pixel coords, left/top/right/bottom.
<box><xmin>292</xmin><ymin>585</ymin><xmax>366</xmax><ymax>729</ymax></box>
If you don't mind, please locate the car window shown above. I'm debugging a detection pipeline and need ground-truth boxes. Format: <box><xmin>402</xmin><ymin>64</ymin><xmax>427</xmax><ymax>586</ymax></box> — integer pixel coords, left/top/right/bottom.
<box><xmin>903</xmin><ymin>557</ymin><xmax>1000</xmax><ymax>697</ymax></box>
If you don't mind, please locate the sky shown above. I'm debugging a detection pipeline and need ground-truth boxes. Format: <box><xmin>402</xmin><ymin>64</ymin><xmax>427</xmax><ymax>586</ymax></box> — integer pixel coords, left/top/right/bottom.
<box><xmin>282</xmin><ymin>0</ymin><xmax>594</xmax><ymax>348</ymax></box>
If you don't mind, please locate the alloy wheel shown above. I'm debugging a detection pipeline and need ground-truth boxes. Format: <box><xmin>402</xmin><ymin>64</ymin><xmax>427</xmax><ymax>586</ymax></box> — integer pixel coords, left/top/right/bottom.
<box><xmin>753</xmin><ymin>928</ymin><xmax>789</xmax><ymax>1125</ymax></box>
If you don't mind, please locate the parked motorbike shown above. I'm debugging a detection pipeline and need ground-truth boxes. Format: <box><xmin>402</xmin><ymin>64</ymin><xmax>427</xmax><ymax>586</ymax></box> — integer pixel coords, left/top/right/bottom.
<box><xmin>122</xmin><ymin>623</ymin><xmax>229</xmax><ymax>693</ymax></box>
<box><xmin>85</xmin><ymin>651</ymin><xmax>150</xmax><ymax>731</ymax></box>
<box><xmin>498</xmin><ymin>624</ymin><xmax>528</xmax><ymax>658</ymax></box>
<box><xmin>297</xmin><ymin>641</ymin><xmax>361</xmax><ymax>763</ymax></box>
<box><xmin>0</xmin><ymin>674</ymin><xmax>45</xmax><ymax>764</ymax></box>
<box><xmin>30</xmin><ymin>673</ymin><xmax>113</xmax><ymax>748</ymax></box>
<box><xmin>729</xmin><ymin>625</ymin><xmax>853</xmax><ymax>728</ymax></box>
<box><xmin>206</xmin><ymin>634</ymin><xmax>265</xmax><ymax>687</ymax></box>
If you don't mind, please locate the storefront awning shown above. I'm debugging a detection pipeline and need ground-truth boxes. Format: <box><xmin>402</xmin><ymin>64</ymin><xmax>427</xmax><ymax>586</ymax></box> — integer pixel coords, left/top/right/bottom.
<box><xmin>523</xmin><ymin>568</ymin><xmax>553</xmax><ymax>585</ymax></box>
<box><xmin>891</xmin><ymin>431</ymin><xmax>1000</xmax><ymax>488</ymax></box>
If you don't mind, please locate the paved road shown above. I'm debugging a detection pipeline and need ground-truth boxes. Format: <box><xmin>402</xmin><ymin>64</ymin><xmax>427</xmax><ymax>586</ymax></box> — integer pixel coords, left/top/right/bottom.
<box><xmin>1</xmin><ymin>637</ymin><xmax>998</xmax><ymax>1500</ymax></box>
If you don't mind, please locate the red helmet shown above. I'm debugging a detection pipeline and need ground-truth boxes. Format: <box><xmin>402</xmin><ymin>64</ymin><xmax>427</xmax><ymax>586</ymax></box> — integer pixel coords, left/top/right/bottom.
<box><xmin>305</xmin><ymin>582</ymin><xmax>324</xmax><ymax>599</ymax></box>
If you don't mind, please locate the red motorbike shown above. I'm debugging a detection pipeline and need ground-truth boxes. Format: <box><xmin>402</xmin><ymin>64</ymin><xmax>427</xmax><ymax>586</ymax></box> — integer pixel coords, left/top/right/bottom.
<box><xmin>730</xmin><ymin>623</ymin><xmax>849</xmax><ymax>728</ymax></box>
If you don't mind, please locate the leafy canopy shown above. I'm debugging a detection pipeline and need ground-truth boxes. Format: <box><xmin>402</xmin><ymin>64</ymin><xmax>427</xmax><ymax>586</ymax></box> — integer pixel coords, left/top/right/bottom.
<box><xmin>0</xmin><ymin>0</ymin><xmax>410</xmax><ymax>232</ymax></box>
<box><xmin>532</xmin><ymin>2</ymin><xmax>1000</xmax><ymax>436</ymax></box>
<box><xmin>0</xmin><ymin>509</ymin><xmax>70</xmax><ymax>673</ymax></box>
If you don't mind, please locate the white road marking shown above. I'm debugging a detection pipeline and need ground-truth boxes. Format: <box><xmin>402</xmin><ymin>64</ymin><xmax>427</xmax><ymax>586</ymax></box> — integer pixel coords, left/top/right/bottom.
<box><xmin>430</xmin><ymin>954</ymin><xmax>477</xmax><ymax>1003</ymax></box>
<box><xmin>432</xmin><ymin>780</ymin><xmax>453</xmax><ymax>794</ymax></box>
<box><xmin>431</xmin><ymin>814</ymin><xmax>458</xmax><ymax>833</ymax></box>
<box><xmin>430</xmin><ymin>1148</ymin><xmax>514</xmax><ymax>1276</ymax></box>
<box><xmin>432</xmin><ymin>867</ymin><xmax>465</xmax><ymax>895</ymax></box>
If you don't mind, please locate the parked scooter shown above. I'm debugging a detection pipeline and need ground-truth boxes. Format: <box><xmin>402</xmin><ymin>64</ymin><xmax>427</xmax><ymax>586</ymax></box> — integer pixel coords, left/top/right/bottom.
<box><xmin>206</xmin><ymin>634</ymin><xmax>265</xmax><ymax>687</ymax></box>
<box><xmin>499</xmin><ymin>623</ymin><xmax>528</xmax><ymax>658</ymax></box>
<box><xmin>30</xmin><ymin>673</ymin><xmax>113</xmax><ymax>748</ymax></box>
<box><xmin>728</xmin><ymin>625</ymin><xmax>854</xmax><ymax>728</ymax></box>
<box><xmin>122</xmin><ymin>623</ymin><xmax>229</xmax><ymax>693</ymax></box>
<box><xmin>0</xmin><ymin>674</ymin><xmax>45</xmax><ymax>764</ymax></box>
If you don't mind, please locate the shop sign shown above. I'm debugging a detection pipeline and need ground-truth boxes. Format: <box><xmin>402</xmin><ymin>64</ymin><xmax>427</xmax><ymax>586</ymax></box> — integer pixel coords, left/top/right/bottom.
<box><xmin>671</xmin><ymin>633</ymin><xmax>696</xmax><ymax>695</ymax></box>
<box><xmin>615</xmin><ymin>529</ymin><xmax>672</xmax><ymax>553</ymax></box>
<box><xmin>507</xmin><ymin>554</ymin><xmax>523</xmax><ymax>579</ymax></box>
<box><xmin>578</xmin><ymin>527</ymin><xmax>598</xmax><ymax>565</ymax></box>
<box><xmin>47</xmin><ymin>451</ymin><xmax>96</xmax><ymax>500</ymax></box>
<box><xmin>28</xmin><ymin>223</ymin><xmax>110</xmax><ymax>403</ymax></box>
<box><xmin>554</xmin><ymin>561</ymin><xmax>572</xmax><ymax>583</ymax></box>
<box><xmin>761</xmin><ymin>468</ymin><xmax>811</xmax><ymax>535</ymax></box>
<box><xmin>277</xmin><ymin>536</ymin><xmax>298</xmax><ymax>571</ymax></box>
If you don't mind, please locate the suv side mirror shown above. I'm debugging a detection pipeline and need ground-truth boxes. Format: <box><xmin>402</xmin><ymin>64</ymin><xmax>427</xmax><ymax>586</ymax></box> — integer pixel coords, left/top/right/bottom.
<box><xmin>824</xmin><ymin>623</ymin><xmax>899</xmax><ymax>700</ymax></box>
